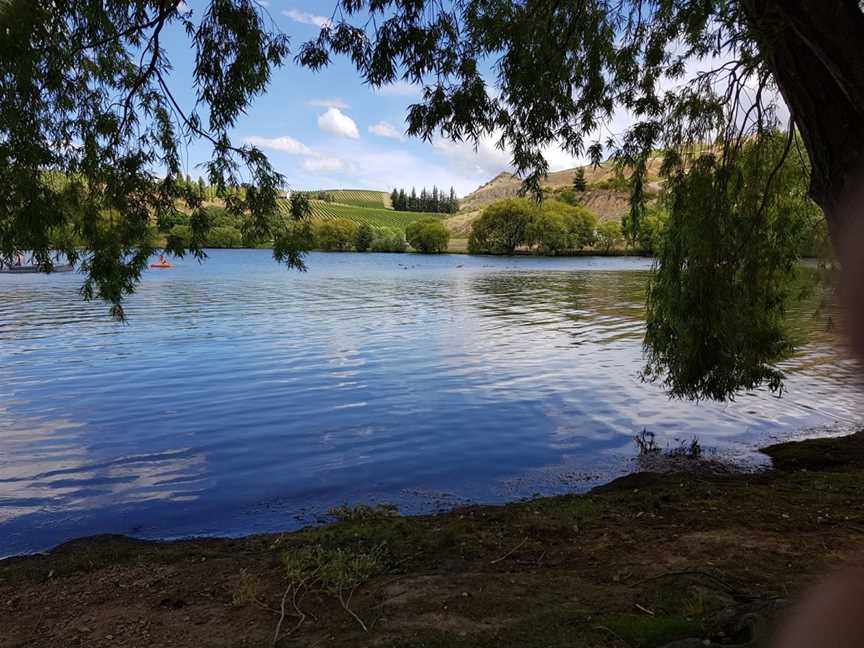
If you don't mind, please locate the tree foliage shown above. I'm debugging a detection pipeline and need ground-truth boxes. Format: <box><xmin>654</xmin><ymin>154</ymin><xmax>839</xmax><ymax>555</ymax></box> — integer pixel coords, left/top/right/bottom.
<box><xmin>391</xmin><ymin>186</ymin><xmax>458</xmax><ymax>213</ymax></box>
<box><xmin>470</xmin><ymin>198</ymin><xmax>597</xmax><ymax>255</ymax></box>
<box><xmin>573</xmin><ymin>168</ymin><xmax>587</xmax><ymax>192</ymax></box>
<box><xmin>4</xmin><ymin>0</ymin><xmax>861</xmax><ymax>400</ymax></box>
<box><xmin>354</xmin><ymin>223</ymin><xmax>374</xmax><ymax>252</ymax></box>
<box><xmin>468</xmin><ymin>198</ymin><xmax>535</xmax><ymax>255</ymax></box>
<box><xmin>369</xmin><ymin>227</ymin><xmax>406</xmax><ymax>252</ymax></box>
<box><xmin>0</xmin><ymin>0</ymin><xmax>308</xmax><ymax>318</ymax></box>
<box><xmin>643</xmin><ymin>131</ymin><xmax>821</xmax><ymax>400</ymax></box>
<box><xmin>313</xmin><ymin>218</ymin><xmax>358</xmax><ymax>251</ymax></box>
<box><xmin>295</xmin><ymin>0</ymin><xmax>864</xmax><ymax>399</ymax></box>
<box><xmin>405</xmin><ymin>218</ymin><xmax>450</xmax><ymax>253</ymax></box>
<box><xmin>526</xmin><ymin>201</ymin><xmax>596</xmax><ymax>255</ymax></box>
<box><xmin>595</xmin><ymin>221</ymin><xmax>623</xmax><ymax>253</ymax></box>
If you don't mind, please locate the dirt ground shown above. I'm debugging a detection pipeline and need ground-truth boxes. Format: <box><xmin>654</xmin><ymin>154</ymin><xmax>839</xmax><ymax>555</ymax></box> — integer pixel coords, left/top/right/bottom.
<box><xmin>2</xmin><ymin>432</ymin><xmax>864</xmax><ymax>648</ymax></box>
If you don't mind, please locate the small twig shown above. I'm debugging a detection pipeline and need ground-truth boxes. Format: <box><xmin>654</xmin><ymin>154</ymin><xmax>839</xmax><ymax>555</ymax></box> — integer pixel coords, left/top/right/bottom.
<box><xmin>490</xmin><ymin>537</ymin><xmax>528</xmax><ymax>564</ymax></box>
<box><xmin>635</xmin><ymin>602</ymin><xmax>655</xmax><ymax>616</ymax></box>
<box><xmin>594</xmin><ymin>624</ymin><xmax>627</xmax><ymax>643</ymax></box>
<box><xmin>272</xmin><ymin>584</ymin><xmax>292</xmax><ymax>647</ymax></box>
<box><xmin>338</xmin><ymin>589</ymin><xmax>369</xmax><ymax>632</ymax></box>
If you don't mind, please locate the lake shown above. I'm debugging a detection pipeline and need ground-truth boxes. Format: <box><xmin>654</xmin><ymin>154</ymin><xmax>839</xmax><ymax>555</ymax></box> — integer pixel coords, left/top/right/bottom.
<box><xmin>0</xmin><ymin>250</ymin><xmax>860</xmax><ymax>556</ymax></box>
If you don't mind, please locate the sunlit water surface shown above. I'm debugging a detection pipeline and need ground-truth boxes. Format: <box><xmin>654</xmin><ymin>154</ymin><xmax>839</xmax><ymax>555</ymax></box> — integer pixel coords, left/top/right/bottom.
<box><xmin>0</xmin><ymin>250</ymin><xmax>860</xmax><ymax>556</ymax></box>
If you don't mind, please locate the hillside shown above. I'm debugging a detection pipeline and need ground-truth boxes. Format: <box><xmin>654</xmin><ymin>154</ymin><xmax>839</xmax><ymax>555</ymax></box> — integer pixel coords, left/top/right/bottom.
<box><xmin>308</xmin><ymin>200</ymin><xmax>445</xmax><ymax>230</ymax></box>
<box><xmin>306</xmin><ymin>189</ymin><xmax>392</xmax><ymax>209</ymax></box>
<box><xmin>449</xmin><ymin>158</ymin><xmax>665</xmax><ymax>237</ymax></box>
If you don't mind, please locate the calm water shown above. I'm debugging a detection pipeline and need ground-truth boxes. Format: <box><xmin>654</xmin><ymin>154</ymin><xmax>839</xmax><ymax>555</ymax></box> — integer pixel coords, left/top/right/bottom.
<box><xmin>0</xmin><ymin>250</ymin><xmax>860</xmax><ymax>556</ymax></box>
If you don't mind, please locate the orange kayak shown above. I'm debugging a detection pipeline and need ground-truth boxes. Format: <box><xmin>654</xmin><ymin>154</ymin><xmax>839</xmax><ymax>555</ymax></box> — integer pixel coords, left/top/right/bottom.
<box><xmin>150</xmin><ymin>261</ymin><xmax>172</xmax><ymax>269</ymax></box>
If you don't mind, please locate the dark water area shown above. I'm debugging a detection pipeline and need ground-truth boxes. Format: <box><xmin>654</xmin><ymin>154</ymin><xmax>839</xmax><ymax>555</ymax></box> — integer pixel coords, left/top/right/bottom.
<box><xmin>0</xmin><ymin>250</ymin><xmax>860</xmax><ymax>556</ymax></box>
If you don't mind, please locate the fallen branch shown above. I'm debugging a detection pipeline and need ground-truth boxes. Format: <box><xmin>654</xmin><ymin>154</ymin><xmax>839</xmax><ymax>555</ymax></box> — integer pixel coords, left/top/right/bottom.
<box><xmin>490</xmin><ymin>537</ymin><xmax>528</xmax><ymax>564</ymax></box>
<box><xmin>634</xmin><ymin>602</ymin><xmax>655</xmax><ymax>616</ymax></box>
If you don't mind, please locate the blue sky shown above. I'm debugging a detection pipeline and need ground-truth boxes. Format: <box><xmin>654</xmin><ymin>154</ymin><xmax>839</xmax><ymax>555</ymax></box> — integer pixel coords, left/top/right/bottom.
<box><xmin>162</xmin><ymin>1</ymin><xmax>586</xmax><ymax>196</ymax></box>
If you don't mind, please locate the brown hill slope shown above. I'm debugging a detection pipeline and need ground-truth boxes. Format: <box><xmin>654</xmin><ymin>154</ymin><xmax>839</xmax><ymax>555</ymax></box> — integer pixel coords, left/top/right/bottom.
<box><xmin>449</xmin><ymin>159</ymin><xmax>664</xmax><ymax>237</ymax></box>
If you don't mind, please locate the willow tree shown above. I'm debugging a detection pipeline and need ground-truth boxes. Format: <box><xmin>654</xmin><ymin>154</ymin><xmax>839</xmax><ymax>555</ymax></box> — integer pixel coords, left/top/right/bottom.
<box><xmin>3</xmin><ymin>1</ymin><xmax>863</xmax><ymax>398</ymax></box>
<box><xmin>0</xmin><ymin>0</ymin><xmax>308</xmax><ymax>318</ymax></box>
<box><xmin>296</xmin><ymin>0</ymin><xmax>863</xmax><ymax>399</ymax></box>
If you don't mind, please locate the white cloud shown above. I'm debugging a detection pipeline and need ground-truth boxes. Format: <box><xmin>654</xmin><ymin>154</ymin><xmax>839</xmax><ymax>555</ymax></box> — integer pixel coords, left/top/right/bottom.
<box><xmin>317</xmin><ymin>107</ymin><xmax>360</xmax><ymax>139</ymax></box>
<box><xmin>308</xmin><ymin>98</ymin><xmax>350</xmax><ymax>109</ymax></box>
<box><xmin>372</xmin><ymin>80</ymin><xmax>422</xmax><ymax>98</ymax></box>
<box><xmin>368</xmin><ymin>121</ymin><xmax>405</xmax><ymax>141</ymax></box>
<box><xmin>282</xmin><ymin>8</ymin><xmax>329</xmax><ymax>27</ymax></box>
<box><xmin>243</xmin><ymin>135</ymin><xmax>313</xmax><ymax>155</ymax></box>
<box><xmin>303</xmin><ymin>157</ymin><xmax>344</xmax><ymax>172</ymax></box>
<box><xmin>433</xmin><ymin>133</ymin><xmax>513</xmax><ymax>180</ymax></box>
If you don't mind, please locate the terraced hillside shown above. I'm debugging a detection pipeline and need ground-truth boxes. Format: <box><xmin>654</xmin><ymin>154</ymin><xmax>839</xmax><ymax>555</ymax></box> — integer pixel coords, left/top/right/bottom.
<box><xmin>308</xmin><ymin>200</ymin><xmax>444</xmax><ymax>230</ymax></box>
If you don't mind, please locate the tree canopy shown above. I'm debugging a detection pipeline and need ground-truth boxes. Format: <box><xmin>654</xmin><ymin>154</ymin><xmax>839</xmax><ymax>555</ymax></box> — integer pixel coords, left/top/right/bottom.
<box><xmin>3</xmin><ymin>0</ymin><xmax>862</xmax><ymax>399</ymax></box>
<box><xmin>0</xmin><ymin>0</ymin><xmax>306</xmax><ymax>318</ymax></box>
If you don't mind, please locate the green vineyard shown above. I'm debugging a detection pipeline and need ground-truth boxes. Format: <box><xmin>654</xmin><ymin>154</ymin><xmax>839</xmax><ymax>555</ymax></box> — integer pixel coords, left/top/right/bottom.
<box><xmin>307</xmin><ymin>200</ymin><xmax>445</xmax><ymax>230</ymax></box>
<box><xmin>302</xmin><ymin>189</ymin><xmax>391</xmax><ymax>209</ymax></box>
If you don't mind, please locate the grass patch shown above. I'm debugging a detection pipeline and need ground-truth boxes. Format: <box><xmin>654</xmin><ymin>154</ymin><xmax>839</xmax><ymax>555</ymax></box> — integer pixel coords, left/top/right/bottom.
<box><xmin>599</xmin><ymin>613</ymin><xmax>701</xmax><ymax>647</ymax></box>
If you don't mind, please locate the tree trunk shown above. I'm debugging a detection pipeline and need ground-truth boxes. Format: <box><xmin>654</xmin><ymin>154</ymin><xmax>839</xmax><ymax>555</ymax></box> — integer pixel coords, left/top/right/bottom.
<box><xmin>744</xmin><ymin>0</ymin><xmax>864</xmax><ymax>248</ymax></box>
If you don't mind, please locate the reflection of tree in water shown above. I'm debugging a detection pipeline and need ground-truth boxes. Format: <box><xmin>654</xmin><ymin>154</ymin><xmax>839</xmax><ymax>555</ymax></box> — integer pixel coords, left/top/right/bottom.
<box><xmin>778</xmin><ymin>269</ymin><xmax>859</xmax><ymax>384</ymax></box>
<box><xmin>465</xmin><ymin>268</ymin><xmax>855</xmax><ymax>385</ymax></box>
<box><xmin>465</xmin><ymin>270</ymin><xmax>650</xmax><ymax>345</ymax></box>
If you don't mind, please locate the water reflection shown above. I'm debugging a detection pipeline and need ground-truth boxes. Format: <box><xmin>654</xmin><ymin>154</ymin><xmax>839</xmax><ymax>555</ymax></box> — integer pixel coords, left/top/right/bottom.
<box><xmin>0</xmin><ymin>251</ymin><xmax>860</xmax><ymax>556</ymax></box>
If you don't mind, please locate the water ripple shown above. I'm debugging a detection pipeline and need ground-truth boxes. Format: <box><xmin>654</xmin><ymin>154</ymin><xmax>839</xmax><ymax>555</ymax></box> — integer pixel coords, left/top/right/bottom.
<box><xmin>0</xmin><ymin>250</ymin><xmax>860</xmax><ymax>556</ymax></box>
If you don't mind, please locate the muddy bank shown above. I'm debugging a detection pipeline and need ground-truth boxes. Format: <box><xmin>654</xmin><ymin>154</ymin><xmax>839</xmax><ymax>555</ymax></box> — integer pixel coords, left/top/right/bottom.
<box><xmin>2</xmin><ymin>432</ymin><xmax>864</xmax><ymax>648</ymax></box>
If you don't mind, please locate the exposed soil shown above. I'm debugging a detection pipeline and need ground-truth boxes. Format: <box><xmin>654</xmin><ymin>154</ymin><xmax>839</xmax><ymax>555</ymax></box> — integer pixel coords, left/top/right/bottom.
<box><xmin>3</xmin><ymin>432</ymin><xmax>864</xmax><ymax>648</ymax></box>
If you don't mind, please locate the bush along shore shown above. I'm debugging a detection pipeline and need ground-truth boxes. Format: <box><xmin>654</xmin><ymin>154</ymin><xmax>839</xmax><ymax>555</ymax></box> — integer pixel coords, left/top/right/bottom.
<box><xmin>3</xmin><ymin>431</ymin><xmax>864</xmax><ymax>647</ymax></box>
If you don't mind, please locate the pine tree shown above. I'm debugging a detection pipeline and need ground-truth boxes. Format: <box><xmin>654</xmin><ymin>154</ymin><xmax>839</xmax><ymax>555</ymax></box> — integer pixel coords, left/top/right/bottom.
<box><xmin>573</xmin><ymin>167</ymin><xmax>587</xmax><ymax>192</ymax></box>
<box><xmin>409</xmin><ymin>187</ymin><xmax>418</xmax><ymax>211</ymax></box>
<box><xmin>398</xmin><ymin>189</ymin><xmax>407</xmax><ymax>211</ymax></box>
<box><xmin>431</xmin><ymin>185</ymin><xmax>439</xmax><ymax>212</ymax></box>
<box><xmin>390</xmin><ymin>188</ymin><xmax>398</xmax><ymax>209</ymax></box>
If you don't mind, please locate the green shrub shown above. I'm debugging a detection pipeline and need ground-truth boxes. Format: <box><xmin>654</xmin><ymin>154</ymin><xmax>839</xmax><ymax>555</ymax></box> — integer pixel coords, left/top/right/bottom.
<box><xmin>168</xmin><ymin>224</ymin><xmax>192</xmax><ymax>247</ymax></box>
<box><xmin>207</xmin><ymin>225</ymin><xmax>242</xmax><ymax>248</ymax></box>
<box><xmin>354</xmin><ymin>223</ymin><xmax>374</xmax><ymax>252</ymax></box>
<box><xmin>314</xmin><ymin>218</ymin><xmax>358</xmax><ymax>251</ymax></box>
<box><xmin>595</xmin><ymin>220</ymin><xmax>622</xmax><ymax>252</ymax></box>
<box><xmin>593</xmin><ymin>174</ymin><xmax>631</xmax><ymax>192</ymax></box>
<box><xmin>205</xmin><ymin>206</ymin><xmax>238</xmax><ymax>228</ymax></box>
<box><xmin>524</xmin><ymin>200</ymin><xmax>596</xmax><ymax>254</ymax></box>
<box><xmin>405</xmin><ymin>217</ymin><xmax>450</xmax><ymax>253</ymax></box>
<box><xmin>328</xmin><ymin>503</ymin><xmax>399</xmax><ymax>522</ymax></box>
<box><xmin>156</xmin><ymin>209</ymin><xmax>190</xmax><ymax>233</ymax></box>
<box><xmin>624</xmin><ymin>205</ymin><xmax>669</xmax><ymax>255</ymax></box>
<box><xmin>558</xmin><ymin>188</ymin><xmax>578</xmax><ymax>206</ymax></box>
<box><xmin>526</xmin><ymin>210</ymin><xmax>569</xmax><ymax>255</ymax></box>
<box><xmin>370</xmin><ymin>227</ymin><xmax>406</xmax><ymax>252</ymax></box>
<box><xmin>468</xmin><ymin>197</ymin><xmax>536</xmax><ymax>254</ymax></box>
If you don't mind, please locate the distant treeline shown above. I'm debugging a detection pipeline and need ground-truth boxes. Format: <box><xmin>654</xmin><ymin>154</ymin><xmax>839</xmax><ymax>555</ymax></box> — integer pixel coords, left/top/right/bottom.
<box><xmin>390</xmin><ymin>186</ymin><xmax>459</xmax><ymax>213</ymax></box>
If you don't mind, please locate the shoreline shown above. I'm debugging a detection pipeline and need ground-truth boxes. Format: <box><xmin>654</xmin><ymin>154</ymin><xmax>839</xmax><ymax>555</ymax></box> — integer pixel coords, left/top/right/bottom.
<box><xmin>3</xmin><ymin>431</ymin><xmax>863</xmax><ymax>647</ymax></box>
